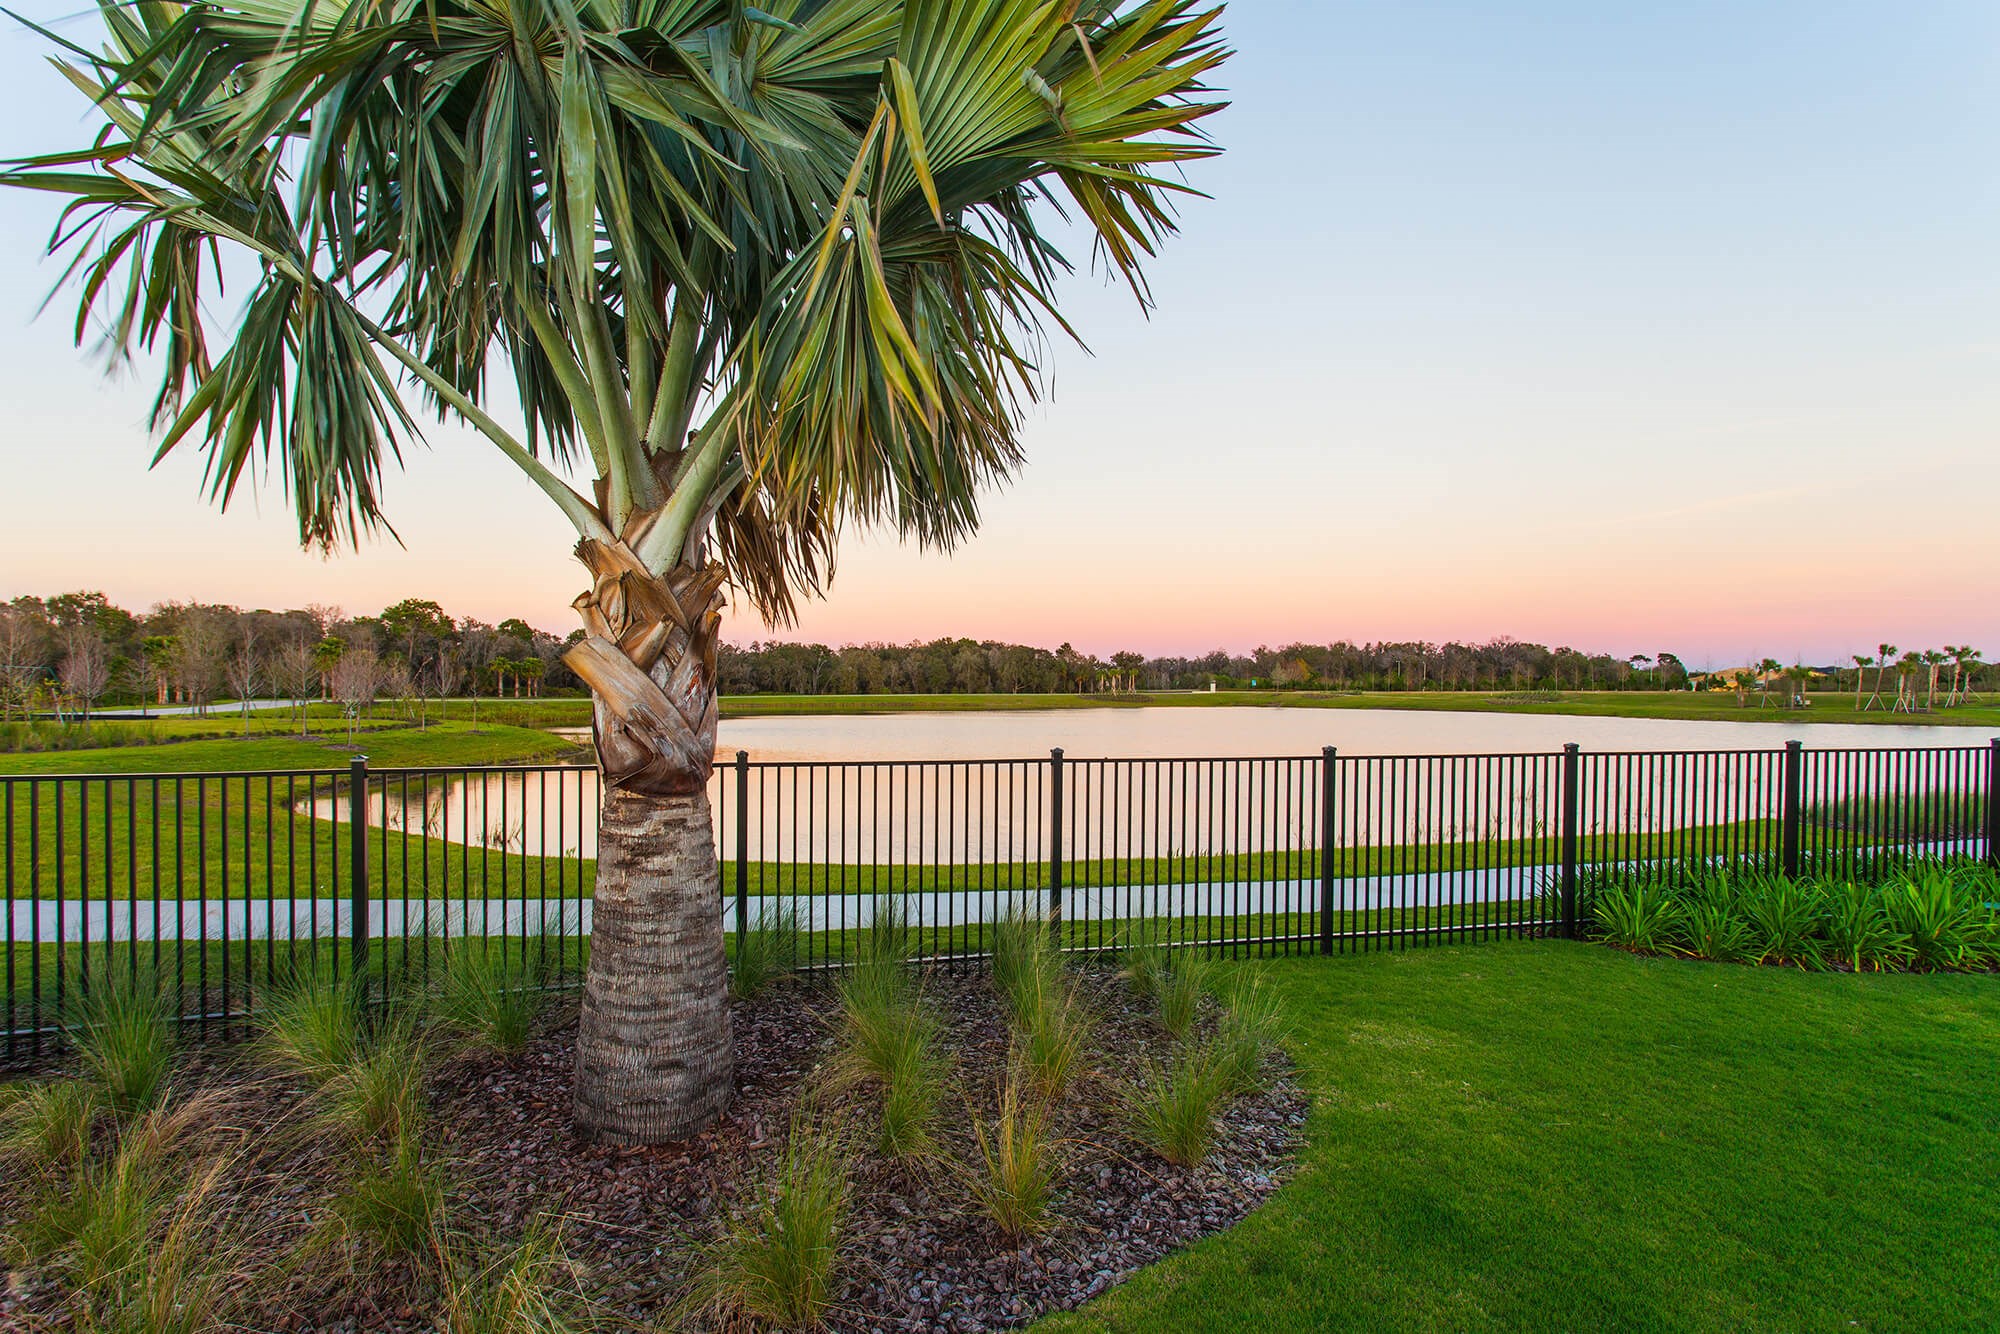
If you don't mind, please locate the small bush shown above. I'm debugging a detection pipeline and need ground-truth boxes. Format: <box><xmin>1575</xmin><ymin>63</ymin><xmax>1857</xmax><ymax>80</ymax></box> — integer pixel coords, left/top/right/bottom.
<box><xmin>429</xmin><ymin>944</ymin><xmax>543</xmax><ymax>1059</ymax></box>
<box><xmin>1591</xmin><ymin>877</ymin><xmax>1685</xmax><ymax>954</ymax></box>
<box><xmin>0</xmin><ymin>1079</ymin><xmax>99</xmax><ymax>1174</ymax></box>
<box><xmin>1817</xmin><ymin>878</ymin><xmax>1912</xmax><ymax>972</ymax></box>
<box><xmin>730</xmin><ymin>905</ymin><xmax>801</xmax><ymax>1000</ymax></box>
<box><xmin>1680</xmin><ymin>894</ymin><xmax>1753</xmax><ymax>963</ymax></box>
<box><xmin>1882</xmin><ymin>867</ymin><xmax>1999</xmax><ymax>972</ymax></box>
<box><xmin>257</xmin><ymin>970</ymin><xmax>366</xmax><ymax>1086</ymax></box>
<box><xmin>1125</xmin><ymin>1041</ymin><xmax>1232</xmax><ymax>1168</ymax></box>
<box><xmin>696</xmin><ymin>1124</ymin><xmax>848</xmax><ymax>1330</ymax></box>
<box><xmin>968</xmin><ymin>1071</ymin><xmax>1057</xmax><ymax>1238</ymax></box>
<box><xmin>66</xmin><ymin>970</ymin><xmax>175</xmax><ymax>1117</ymax></box>
<box><xmin>1739</xmin><ymin>873</ymin><xmax>1825</xmax><ymax>968</ymax></box>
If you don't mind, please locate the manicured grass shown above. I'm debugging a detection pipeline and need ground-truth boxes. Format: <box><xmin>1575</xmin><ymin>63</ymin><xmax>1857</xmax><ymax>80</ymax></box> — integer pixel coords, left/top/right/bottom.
<box><xmin>1036</xmin><ymin>941</ymin><xmax>2000</xmax><ymax>1333</ymax></box>
<box><xmin>0</xmin><ymin>719</ymin><xmax>579</xmax><ymax>778</ymax></box>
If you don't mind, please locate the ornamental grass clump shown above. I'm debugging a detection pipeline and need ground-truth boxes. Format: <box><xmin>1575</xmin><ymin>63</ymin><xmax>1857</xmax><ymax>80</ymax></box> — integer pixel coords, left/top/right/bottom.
<box><xmin>968</xmin><ymin>1069</ymin><xmax>1058</xmax><ymax>1238</ymax></box>
<box><xmin>730</xmin><ymin>905</ymin><xmax>801</xmax><ymax>1000</ymax></box>
<box><xmin>835</xmin><ymin>923</ymin><xmax>945</xmax><ymax>1160</ymax></box>
<box><xmin>256</xmin><ymin>969</ymin><xmax>366</xmax><ymax>1087</ymax></box>
<box><xmin>66</xmin><ymin>969</ymin><xmax>175</xmax><ymax>1117</ymax></box>
<box><xmin>328</xmin><ymin>1124</ymin><xmax>448</xmax><ymax>1264</ymax></box>
<box><xmin>1118</xmin><ymin>922</ymin><xmax>1174</xmax><ymax>1003</ymax></box>
<box><xmin>1012</xmin><ymin>967</ymin><xmax>1094</xmax><ymax>1101</ymax></box>
<box><xmin>428</xmin><ymin>943</ymin><xmax>544</xmax><ymax>1059</ymax></box>
<box><xmin>1213</xmin><ymin>976</ymin><xmax>1286</xmax><ymax>1094</ymax></box>
<box><xmin>319</xmin><ymin>1025</ymin><xmax>431</xmax><ymax>1149</ymax></box>
<box><xmin>0</xmin><ymin>1078</ymin><xmax>99</xmax><ymax>1176</ymax></box>
<box><xmin>991</xmin><ymin>906</ymin><xmax>1054</xmax><ymax>1023</ymax></box>
<box><xmin>1155</xmin><ymin>950</ymin><xmax>1214</xmax><ymax>1041</ymax></box>
<box><xmin>696</xmin><ymin>1123</ymin><xmax>849</xmax><ymax>1331</ymax></box>
<box><xmin>435</xmin><ymin>1216</ymin><xmax>599</xmax><ymax>1334</ymax></box>
<box><xmin>1124</xmin><ymin>1041</ymin><xmax>1233</xmax><ymax>1168</ymax></box>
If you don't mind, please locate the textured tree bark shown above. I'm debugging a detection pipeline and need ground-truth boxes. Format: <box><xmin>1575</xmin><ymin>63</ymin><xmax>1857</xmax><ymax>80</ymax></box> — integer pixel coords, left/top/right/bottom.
<box><xmin>563</xmin><ymin>536</ymin><xmax>734</xmax><ymax>1143</ymax></box>
<box><xmin>571</xmin><ymin>784</ymin><xmax>733</xmax><ymax>1143</ymax></box>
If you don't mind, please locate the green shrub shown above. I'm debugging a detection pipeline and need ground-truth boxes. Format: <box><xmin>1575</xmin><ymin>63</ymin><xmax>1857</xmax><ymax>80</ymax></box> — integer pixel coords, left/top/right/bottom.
<box><xmin>1739</xmin><ymin>872</ymin><xmax>1825</xmax><ymax>968</ymax></box>
<box><xmin>1125</xmin><ymin>1041</ymin><xmax>1232</xmax><ymax>1168</ymax></box>
<box><xmin>1818</xmin><ymin>878</ymin><xmax>1913</xmax><ymax>972</ymax></box>
<box><xmin>66</xmin><ymin>970</ymin><xmax>175</xmax><ymax>1117</ymax></box>
<box><xmin>428</xmin><ymin>944</ymin><xmax>543</xmax><ymax>1059</ymax></box>
<box><xmin>696</xmin><ymin>1124</ymin><xmax>848</xmax><ymax>1329</ymax></box>
<box><xmin>730</xmin><ymin>905</ymin><xmax>800</xmax><ymax>1000</ymax></box>
<box><xmin>1882</xmin><ymin>867</ymin><xmax>1999</xmax><ymax>972</ymax></box>
<box><xmin>1590</xmin><ymin>877</ymin><xmax>1685</xmax><ymax>954</ymax></box>
<box><xmin>1680</xmin><ymin>893</ymin><xmax>1753</xmax><ymax>963</ymax></box>
<box><xmin>968</xmin><ymin>1072</ymin><xmax>1058</xmax><ymax>1238</ymax></box>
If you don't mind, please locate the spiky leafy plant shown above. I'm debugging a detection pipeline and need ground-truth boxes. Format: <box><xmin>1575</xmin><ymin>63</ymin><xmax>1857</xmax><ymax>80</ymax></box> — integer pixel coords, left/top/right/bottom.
<box><xmin>1590</xmin><ymin>877</ymin><xmax>1686</xmax><ymax>954</ymax></box>
<box><xmin>967</xmin><ymin>1071</ymin><xmax>1058</xmax><ymax>1238</ymax></box>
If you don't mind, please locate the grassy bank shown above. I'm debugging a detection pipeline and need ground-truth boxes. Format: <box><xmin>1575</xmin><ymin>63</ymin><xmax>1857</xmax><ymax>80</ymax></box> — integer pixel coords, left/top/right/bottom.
<box><xmin>1038</xmin><ymin>940</ymin><xmax>2000</xmax><ymax>1333</ymax></box>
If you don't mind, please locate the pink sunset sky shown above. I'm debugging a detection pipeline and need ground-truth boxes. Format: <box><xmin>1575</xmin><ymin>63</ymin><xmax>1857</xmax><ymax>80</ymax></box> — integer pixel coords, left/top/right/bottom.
<box><xmin>0</xmin><ymin>3</ymin><xmax>1995</xmax><ymax>670</ymax></box>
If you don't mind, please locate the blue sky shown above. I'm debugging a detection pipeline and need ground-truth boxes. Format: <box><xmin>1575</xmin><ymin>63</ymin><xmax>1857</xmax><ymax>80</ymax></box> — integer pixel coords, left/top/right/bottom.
<box><xmin>0</xmin><ymin>1</ymin><xmax>1994</xmax><ymax>667</ymax></box>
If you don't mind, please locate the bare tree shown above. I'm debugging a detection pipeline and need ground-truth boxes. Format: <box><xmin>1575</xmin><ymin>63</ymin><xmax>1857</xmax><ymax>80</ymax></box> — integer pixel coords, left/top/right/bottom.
<box><xmin>328</xmin><ymin>649</ymin><xmax>381</xmax><ymax>743</ymax></box>
<box><xmin>58</xmin><ymin>625</ymin><xmax>110</xmax><ymax>724</ymax></box>
<box><xmin>224</xmin><ymin>632</ymin><xmax>262</xmax><ymax>737</ymax></box>
<box><xmin>273</xmin><ymin>638</ymin><xmax>320</xmax><ymax>736</ymax></box>
<box><xmin>426</xmin><ymin>644</ymin><xmax>465</xmax><ymax>733</ymax></box>
<box><xmin>458</xmin><ymin>622</ymin><xmax>496</xmax><ymax>731</ymax></box>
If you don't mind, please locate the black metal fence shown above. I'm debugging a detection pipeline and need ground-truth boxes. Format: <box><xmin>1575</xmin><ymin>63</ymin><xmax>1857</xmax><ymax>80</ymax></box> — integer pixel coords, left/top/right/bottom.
<box><xmin>5</xmin><ymin>740</ymin><xmax>1997</xmax><ymax>1061</ymax></box>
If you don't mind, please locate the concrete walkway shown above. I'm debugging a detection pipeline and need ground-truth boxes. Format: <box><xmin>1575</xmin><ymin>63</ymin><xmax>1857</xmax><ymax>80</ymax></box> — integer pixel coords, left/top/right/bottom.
<box><xmin>8</xmin><ymin>864</ymin><xmax>1555</xmax><ymax>943</ymax></box>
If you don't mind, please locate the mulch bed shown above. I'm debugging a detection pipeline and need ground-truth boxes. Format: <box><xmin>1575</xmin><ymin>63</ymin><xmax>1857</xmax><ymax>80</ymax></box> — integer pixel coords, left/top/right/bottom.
<box><xmin>3</xmin><ymin>966</ymin><xmax>1306</xmax><ymax>1332</ymax></box>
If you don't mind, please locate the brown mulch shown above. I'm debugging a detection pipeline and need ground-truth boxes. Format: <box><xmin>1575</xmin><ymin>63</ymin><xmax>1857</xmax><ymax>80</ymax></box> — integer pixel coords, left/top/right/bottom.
<box><xmin>2</xmin><ymin>968</ymin><xmax>1306</xmax><ymax>1332</ymax></box>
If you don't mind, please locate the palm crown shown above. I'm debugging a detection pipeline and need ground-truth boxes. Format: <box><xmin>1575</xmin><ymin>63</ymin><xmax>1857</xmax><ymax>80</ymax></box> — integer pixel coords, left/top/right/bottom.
<box><xmin>7</xmin><ymin>0</ymin><xmax>1229</xmax><ymax>620</ymax></box>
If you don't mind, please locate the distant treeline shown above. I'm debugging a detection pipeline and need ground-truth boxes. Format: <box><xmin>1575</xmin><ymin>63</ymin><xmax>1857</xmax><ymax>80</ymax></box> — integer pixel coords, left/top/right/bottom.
<box><xmin>3</xmin><ymin>590</ymin><xmax>1984</xmax><ymax>719</ymax></box>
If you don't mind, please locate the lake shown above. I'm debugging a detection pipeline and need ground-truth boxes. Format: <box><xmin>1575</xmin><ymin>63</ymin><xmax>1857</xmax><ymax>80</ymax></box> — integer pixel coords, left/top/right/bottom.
<box><xmin>322</xmin><ymin>707</ymin><xmax>1993</xmax><ymax>864</ymax></box>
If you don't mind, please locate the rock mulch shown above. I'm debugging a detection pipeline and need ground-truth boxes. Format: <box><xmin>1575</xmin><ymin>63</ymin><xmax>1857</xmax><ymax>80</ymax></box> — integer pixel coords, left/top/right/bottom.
<box><xmin>2</xmin><ymin>967</ymin><xmax>1305</xmax><ymax>1332</ymax></box>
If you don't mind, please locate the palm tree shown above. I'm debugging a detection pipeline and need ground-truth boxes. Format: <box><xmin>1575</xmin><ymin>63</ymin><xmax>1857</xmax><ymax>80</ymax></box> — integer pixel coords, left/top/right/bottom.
<box><xmin>1851</xmin><ymin>654</ymin><xmax>1871</xmax><ymax>711</ymax></box>
<box><xmin>1757</xmin><ymin>657</ymin><xmax>1782</xmax><ymax>708</ymax></box>
<box><xmin>1921</xmin><ymin>649</ymin><xmax>1948</xmax><ymax>710</ymax></box>
<box><xmin>1866</xmin><ymin>643</ymin><xmax>1896</xmax><ymax>711</ymax></box>
<box><xmin>5</xmin><ymin>0</ymin><xmax>1230</xmax><ymax>1143</ymax></box>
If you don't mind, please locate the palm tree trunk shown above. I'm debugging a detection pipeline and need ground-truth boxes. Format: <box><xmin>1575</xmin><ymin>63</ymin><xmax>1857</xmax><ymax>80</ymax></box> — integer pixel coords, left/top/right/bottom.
<box><xmin>564</xmin><ymin>538</ymin><xmax>734</xmax><ymax>1143</ymax></box>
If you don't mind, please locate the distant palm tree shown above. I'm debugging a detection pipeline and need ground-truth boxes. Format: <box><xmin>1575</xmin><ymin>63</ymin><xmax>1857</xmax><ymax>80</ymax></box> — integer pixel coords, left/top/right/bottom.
<box><xmin>1851</xmin><ymin>654</ymin><xmax>1872</xmax><ymax>711</ymax></box>
<box><xmin>1866</xmin><ymin>643</ymin><xmax>1897</xmax><ymax>711</ymax></box>
<box><xmin>1894</xmin><ymin>651</ymin><xmax>1924</xmax><ymax>712</ymax></box>
<box><xmin>1757</xmin><ymin>657</ymin><xmax>1782</xmax><ymax>708</ymax></box>
<box><xmin>1921</xmin><ymin>649</ymin><xmax>1948</xmax><ymax>710</ymax></box>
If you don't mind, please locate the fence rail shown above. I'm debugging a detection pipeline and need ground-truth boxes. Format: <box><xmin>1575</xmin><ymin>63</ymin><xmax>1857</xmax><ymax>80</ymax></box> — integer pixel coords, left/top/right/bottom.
<box><xmin>6</xmin><ymin>739</ymin><xmax>1997</xmax><ymax>1061</ymax></box>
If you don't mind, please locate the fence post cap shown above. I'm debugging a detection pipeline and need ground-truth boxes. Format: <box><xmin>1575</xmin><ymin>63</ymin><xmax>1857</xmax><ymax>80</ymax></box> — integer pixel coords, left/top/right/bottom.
<box><xmin>1786</xmin><ymin>738</ymin><xmax>1804</xmax><ymax>751</ymax></box>
<box><xmin>1562</xmin><ymin>741</ymin><xmax>1580</xmax><ymax>754</ymax></box>
<box><xmin>1050</xmin><ymin>746</ymin><xmax>1063</xmax><ymax>760</ymax></box>
<box><xmin>1322</xmin><ymin>744</ymin><xmax>1337</xmax><ymax>757</ymax></box>
<box><xmin>736</xmin><ymin>749</ymin><xmax>749</xmax><ymax>762</ymax></box>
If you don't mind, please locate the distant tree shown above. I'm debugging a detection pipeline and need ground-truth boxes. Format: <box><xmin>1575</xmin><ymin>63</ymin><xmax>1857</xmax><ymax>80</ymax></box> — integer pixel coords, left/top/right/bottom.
<box><xmin>223</xmin><ymin>633</ymin><xmax>262</xmax><ymax>736</ymax></box>
<box><xmin>458</xmin><ymin>622</ymin><xmax>497</xmax><ymax>730</ymax></box>
<box><xmin>273</xmin><ymin>638</ymin><xmax>319</xmax><ymax>736</ymax></box>
<box><xmin>0</xmin><ymin>603</ymin><xmax>49</xmax><ymax>721</ymax></box>
<box><xmin>1756</xmin><ymin>658</ymin><xmax>1782</xmax><ymax>708</ymax></box>
<box><xmin>168</xmin><ymin>608</ymin><xmax>230</xmax><ymax>715</ymax></box>
<box><xmin>1866</xmin><ymin>643</ymin><xmax>1896</xmax><ymax>711</ymax></box>
<box><xmin>1920</xmin><ymin>649</ymin><xmax>1948</xmax><ymax>710</ymax></box>
<box><xmin>1851</xmin><ymin>654</ymin><xmax>1872</xmax><ymax>711</ymax></box>
<box><xmin>328</xmin><ymin>649</ymin><xmax>381</xmax><ymax>742</ymax></box>
<box><xmin>1111</xmin><ymin>651</ymin><xmax>1147</xmax><ymax>693</ymax></box>
<box><xmin>58</xmin><ymin>625</ymin><xmax>110</xmax><ymax>723</ymax></box>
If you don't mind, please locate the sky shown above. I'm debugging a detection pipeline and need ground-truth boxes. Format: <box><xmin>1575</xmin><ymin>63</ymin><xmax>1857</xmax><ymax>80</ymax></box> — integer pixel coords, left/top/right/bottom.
<box><xmin>0</xmin><ymin>1</ymin><xmax>1995</xmax><ymax>671</ymax></box>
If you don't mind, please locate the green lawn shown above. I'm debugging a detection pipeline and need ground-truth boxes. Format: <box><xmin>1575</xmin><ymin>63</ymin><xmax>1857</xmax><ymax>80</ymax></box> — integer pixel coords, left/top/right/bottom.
<box><xmin>1040</xmin><ymin>941</ymin><xmax>2000</xmax><ymax>1334</ymax></box>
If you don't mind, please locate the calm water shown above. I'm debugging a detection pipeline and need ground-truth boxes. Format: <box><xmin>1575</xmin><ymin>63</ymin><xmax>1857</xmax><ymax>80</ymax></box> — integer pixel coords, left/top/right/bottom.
<box><xmin>323</xmin><ymin>707</ymin><xmax>1992</xmax><ymax>863</ymax></box>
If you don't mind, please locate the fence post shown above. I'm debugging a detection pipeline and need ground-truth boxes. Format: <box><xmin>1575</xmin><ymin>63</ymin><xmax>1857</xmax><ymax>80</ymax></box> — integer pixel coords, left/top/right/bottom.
<box><xmin>1986</xmin><ymin>738</ymin><xmax>1999</xmax><ymax>870</ymax></box>
<box><xmin>1781</xmin><ymin>739</ymin><xmax>1804</xmax><ymax>878</ymax></box>
<box><xmin>348</xmin><ymin>756</ymin><xmax>369</xmax><ymax>992</ymax></box>
<box><xmin>1048</xmin><ymin>748</ymin><xmax>1064</xmax><ymax>938</ymax></box>
<box><xmin>733</xmin><ymin>751</ymin><xmax>750</xmax><ymax>943</ymax></box>
<box><xmin>1319</xmin><ymin>746</ymin><xmax>1337</xmax><ymax>956</ymax></box>
<box><xmin>1560</xmin><ymin>743</ymin><xmax>1580</xmax><ymax>939</ymax></box>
